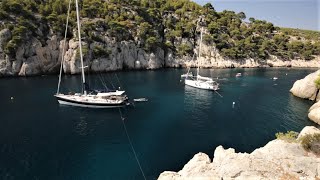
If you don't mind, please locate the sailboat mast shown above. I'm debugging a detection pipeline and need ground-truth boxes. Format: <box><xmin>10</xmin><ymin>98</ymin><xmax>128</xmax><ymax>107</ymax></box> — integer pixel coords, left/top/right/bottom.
<box><xmin>197</xmin><ymin>27</ymin><xmax>203</xmax><ymax>79</ymax></box>
<box><xmin>56</xmin><ymin>0</ymin><xmax>72</xmax><ymax>95</ymax></box>
<box><xmin>75</xmin><ymin>0</ymin><xmax>86</xmax><ymax>95</ymax></box>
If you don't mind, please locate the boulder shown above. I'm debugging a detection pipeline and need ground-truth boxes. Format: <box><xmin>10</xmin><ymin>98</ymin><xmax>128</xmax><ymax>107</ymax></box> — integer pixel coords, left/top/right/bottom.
<box><xmin>308</xmin><ymin>101</ymin><xmax>320</xmax><ymax>125</ymax></box>
<box><xmin>298</xmin><ymin>126</ymin><xmax>320</xmax><ymax>139</ymax></box>
<box><xmin>158</xmin><ymin>126</ymin><xmax>320</xmax><ymax>180</ymax></box>
<box><xmin>290</xmin><ymin>70</ymin><xmax>320</xmax><ymax>101</ymax></box>
<box><xmin>290</xmin><ymin>70</ymin><xmax>320</xmax><ymax>124</ymax></box>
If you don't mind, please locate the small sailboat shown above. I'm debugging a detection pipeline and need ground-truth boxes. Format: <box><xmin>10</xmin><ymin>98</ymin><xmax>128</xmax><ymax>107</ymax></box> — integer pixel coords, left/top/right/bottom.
<box><xmin>184</xmin><ymin>27</ymin><xmax>219</xmax><ymax>91</ymax></box>
<box><xmin>54</xmin><ymin>0</ymin><xmax>128</xmax><ymax>108</ymax></box>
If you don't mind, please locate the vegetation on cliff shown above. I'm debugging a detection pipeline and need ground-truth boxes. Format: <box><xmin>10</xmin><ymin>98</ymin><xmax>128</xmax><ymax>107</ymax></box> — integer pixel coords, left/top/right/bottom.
<box><xmin>314</xmin><ymin>74</ymin><xmax>320</xmax><ymax>103</ymax></box>
<box><xmin>276</xmin><ymin>130</ymin><xmax>320</xmax><ymax>155</ymax></box>
<box><xmin>0</xmin><ymin>0</ymin><xmax>319</xmax><ymax>60</ymax></box>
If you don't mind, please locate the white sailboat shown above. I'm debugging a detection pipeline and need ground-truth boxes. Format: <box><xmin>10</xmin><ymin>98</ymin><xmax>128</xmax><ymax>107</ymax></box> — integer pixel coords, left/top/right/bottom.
<box><xmin>54</xmin><ymin>0</ymin><xmax>128</xmax><ymax>108</ymax></box>
<box><xmin>185</xmin><ymin>27</ymin><xmax>219</xmax><ymax>91</ymax></box>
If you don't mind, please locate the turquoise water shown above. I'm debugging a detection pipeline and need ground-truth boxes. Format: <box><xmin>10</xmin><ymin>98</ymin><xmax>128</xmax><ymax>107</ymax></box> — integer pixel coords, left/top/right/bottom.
<box><xmin>0</xmin><ymin>68</ymin><xmax>319</xmax><ymax>179</ymax></box>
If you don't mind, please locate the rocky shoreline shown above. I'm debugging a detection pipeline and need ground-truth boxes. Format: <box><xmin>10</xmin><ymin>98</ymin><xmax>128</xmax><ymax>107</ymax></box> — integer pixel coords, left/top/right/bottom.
<box><xmin>158</xmin><ymin>126</ymin><xmax>320</xmax><ymax>180</ymax></box>
<box><xmin>1</xmin><ymin>28</ymin><xmax>320</xmax><ymax>77</ymax></box>
<box><xmin>290</xmin><ymin>70</ymin><xmax>320</xmax><ymax>125</ymax></box>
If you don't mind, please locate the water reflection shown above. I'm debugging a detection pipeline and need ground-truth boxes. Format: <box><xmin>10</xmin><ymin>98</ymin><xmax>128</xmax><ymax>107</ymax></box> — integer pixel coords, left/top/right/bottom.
<box><xmin>75</xmin><ymin>117</ymin><xmax>88</xmax><ymax>136</ymax></box>
<box><xmin>184</xmin><ymin>85</ymin><xmax>215</xmax><ymax>108</ymax></box>
<box><xmin>285</xmin><ymin>94</ymin><xmax>318</xmax><ymax>130</ymax></box>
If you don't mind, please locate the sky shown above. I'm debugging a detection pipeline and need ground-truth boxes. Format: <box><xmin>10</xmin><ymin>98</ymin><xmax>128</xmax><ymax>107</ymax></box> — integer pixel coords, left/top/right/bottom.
<box><xmin>193</xmin><ymin>0</ymin><xmax>319</xmax><ymax>31</ymax></box>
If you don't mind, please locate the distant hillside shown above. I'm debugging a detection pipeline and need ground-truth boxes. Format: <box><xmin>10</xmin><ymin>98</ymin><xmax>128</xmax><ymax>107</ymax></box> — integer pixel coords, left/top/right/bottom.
<box><xmin>0</xmin><ymin>0</ymin><xmax>319</xmax><ymax>75</ymax></box>
<box><xmin>281</xmin><ymin>27</ymin><xmax>320</xmax><ymax>41</ymax></box>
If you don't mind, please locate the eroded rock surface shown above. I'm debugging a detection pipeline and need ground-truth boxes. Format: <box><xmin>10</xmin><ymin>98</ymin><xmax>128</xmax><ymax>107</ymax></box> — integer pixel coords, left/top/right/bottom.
<box><xmin>158</xmin><ymin>126</ymin><xmax>320</xmax><ymax>180</ymax></box>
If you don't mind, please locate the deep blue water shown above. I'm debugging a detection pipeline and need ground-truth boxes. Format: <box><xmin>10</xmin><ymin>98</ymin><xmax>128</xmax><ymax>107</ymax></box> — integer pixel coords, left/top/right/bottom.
<box><xmin>0</xmin><ymin>68</ymin><xmax>319</xmax><ymax>180</ymax></box>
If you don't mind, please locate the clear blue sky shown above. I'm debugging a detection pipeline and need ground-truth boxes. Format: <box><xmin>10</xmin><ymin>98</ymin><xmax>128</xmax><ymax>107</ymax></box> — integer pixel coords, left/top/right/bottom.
<box><xmin>193</xmin><ymin>0</ymin><xmax>319</xmax><ymax>31</ymax></box>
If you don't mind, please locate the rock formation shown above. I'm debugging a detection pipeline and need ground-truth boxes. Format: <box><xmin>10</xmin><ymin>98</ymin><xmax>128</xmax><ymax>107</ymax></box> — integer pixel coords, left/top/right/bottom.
<box><xmin>158</xmin><ymin>126</ymin><xmax>320</xmax><ymax>180</ymax></box>
<box><xmin>309</xmin><ymin>102</ymin><xmax>320</xmax><ymax>125</ymax></box>
<box><xmin>0</xmin><ymin>28</ymin><xmax>167</xmax><ymax>76</ymax></box>
<box><xmin>1</xmin><ymin>26</ymin><xmax>320</xmax><ymax>77</ymax></box>
<box><xmin>290</xmin><ymin>69</ymin><xmax>320</xmax><ymax>101</ymax></box>
<box><xmin>290</xmin><ymin>70</ymin><xmax>320</xmax><ymax>124</ymax></box>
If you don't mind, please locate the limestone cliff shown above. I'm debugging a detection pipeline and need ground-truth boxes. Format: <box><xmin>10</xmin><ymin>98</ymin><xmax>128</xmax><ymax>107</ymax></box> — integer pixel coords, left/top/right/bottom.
<box><xmin>1</xmin><ymin>27</ymin><xmax>319</xmax><ymax>77</ymax></box>
<box><xmin>1</xmin><ymin>0</ymin><xmax>320</xmax><ymax>76</ymax></box>
<box><xmin>158</xmin><ymin>126</ymin><xmax>320</xmax><ymax>180</ymax></box>
<box><xmin>0</xmin><ymin>28</ymin><xmax>165</xmax><ymax>76</ymax></box>
<box><xmin>290</xmin><ymin>70</ymin><xmax>320</xmax><ymax>124</ymax></box>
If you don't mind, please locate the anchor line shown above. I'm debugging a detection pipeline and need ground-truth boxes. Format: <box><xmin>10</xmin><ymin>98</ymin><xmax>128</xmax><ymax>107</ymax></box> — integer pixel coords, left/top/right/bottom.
<box><xmin>214</xmin><ymin>90</ymin><xmax>223</xmax><ymax>98</ymax></box>
<box><xmin>118</xmin><ymin>108</ymin><xmax>146</xmax><ymax>180</ymax></box>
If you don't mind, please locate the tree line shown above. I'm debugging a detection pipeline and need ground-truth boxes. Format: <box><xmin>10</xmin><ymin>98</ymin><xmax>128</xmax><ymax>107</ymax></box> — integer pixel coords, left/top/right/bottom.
<box><xmin>0</xmin><ymin>0</ymin><xmax>319</xmax><ymax>60</ymax></box>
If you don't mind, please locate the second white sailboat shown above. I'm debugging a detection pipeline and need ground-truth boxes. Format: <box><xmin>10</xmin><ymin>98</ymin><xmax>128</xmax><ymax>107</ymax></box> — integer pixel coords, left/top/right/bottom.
<box><xmin>185</xmin><ymin>27</ymin><xmax>219</xmax><ymax>91</ymax></box>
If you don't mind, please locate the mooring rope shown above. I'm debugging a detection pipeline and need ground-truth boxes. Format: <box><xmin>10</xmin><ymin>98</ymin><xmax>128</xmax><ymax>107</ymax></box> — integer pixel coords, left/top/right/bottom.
<box><xmin>107</xmin><ymin>74</ymin><xmax>116</xmax><ymax>89</ymax></box>
<box><xmin>98</xmin><ymin>73</ymin><xmax>108</xmax><ymax>89</ymax></box>
<box><xmin>115</xmin><ymin>74</ymin><xmax>123</xmax><ymax>89</ymax></box>
<box><xmin>118</xmin><ymin>108</ymin><xmax>146</xmax><ymax>180</ymax></box>
<box><xmin>215</xmin><ymin>90</ymin><xmax>223</xmax><ymax>98</ymax></box>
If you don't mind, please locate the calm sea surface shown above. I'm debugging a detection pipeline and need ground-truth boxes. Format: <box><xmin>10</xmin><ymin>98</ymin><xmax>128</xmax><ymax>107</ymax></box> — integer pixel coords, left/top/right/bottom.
<box><xmin>0</xmin><ymin>68</ymin><xmax>319</xmax><ymax>179</ymax></box>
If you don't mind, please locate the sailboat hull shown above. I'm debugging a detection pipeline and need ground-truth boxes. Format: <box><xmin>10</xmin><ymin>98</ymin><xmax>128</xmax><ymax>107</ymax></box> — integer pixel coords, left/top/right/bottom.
<box><xmin>55</xmin><ymin>95</ymin><xmax>127</xmax><ymax>108</ymax></box>
<box><xmin>185</xmin><ymin>79</ymin><xmax>219</xmax><ymax>91</ymax></box>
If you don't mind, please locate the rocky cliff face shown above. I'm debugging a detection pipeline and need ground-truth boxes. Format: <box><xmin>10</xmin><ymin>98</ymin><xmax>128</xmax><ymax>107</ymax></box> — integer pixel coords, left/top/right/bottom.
<box><xmin>290</xmin><ymin>70</ymin><xmax>320</xmax><ymax>124</ymax></box>
<box><xmin>0</xmin><ymin>28</ymin><xmax>165</xmax><ymax>76</ymax></box>
<box><xmin>158</xmin><ymin>126</ymin><xmax>320</xmax><ymax>180</ymax></box>
<box><xmin>1</xmin><ymin>27</ymin><xmax>320</xmax><ymax>77</ymax></box>
<box><xmin>170</xmin><ymin>42</ymin><xmax>320</xmax><ymax>69</ymax></box>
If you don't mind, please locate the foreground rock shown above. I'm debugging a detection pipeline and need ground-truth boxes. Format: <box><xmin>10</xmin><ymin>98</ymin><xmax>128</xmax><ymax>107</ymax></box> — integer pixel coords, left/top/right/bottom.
<box><xmin>290</xmin><ymin>70</ymin><xmax>320</xmax><ymax>124</ymax></box>
<box><xmin>158</xmin><ymin>126</ymin><xmax>320</xmax><ymax>180</ymax></box>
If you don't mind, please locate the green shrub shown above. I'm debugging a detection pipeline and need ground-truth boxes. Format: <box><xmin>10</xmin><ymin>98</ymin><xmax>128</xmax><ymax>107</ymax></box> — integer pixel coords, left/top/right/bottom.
<box><xmin>299</xmin><ymin>133</ymin><xmax>320</xmax><ymax>155</ymax></box>
<box><xmin>145</xmin><ymin>36</ymin><xmax>158</xmax><ymax>51</ymax></box>
<box><xmin>275</xmin><ymin>131</ymin><xmax>298</xmax><ymax>143</ymax></box>
<box><xmin>177</xmin><ymin>43</ymin><xmax>193</xmax><ymax>56</ymax></box>
<box><xmin>203</xmin><ymin>34</ymin><xmax>214</xmax><ymax>45</ymax></box>
<box><xmin>76</xmin><ymin>47</ymin><xmax>89</xmax><ymax>59</ymax></box>
<box><xmin>107</xmin><ymin>21</ymin><xmax>131</xmax><ymax>41</ymax></box>
<box><xmin>0</xmin><ymin>10</ymin><xmax>9</xmax><ymax>19</ymax></box>
<box><xmin>165</xmin><ymin>41</ymin><xmax>174</xmax><ymax>49</ymax></box>
<box><xmin>4</xmin><ymin>40</ymin><xmax>18</xmax><ymax>56</ymax></box>
<box><xmin>93</xmin><ymin>45</ymin><xmax>111</xmax><ymax>58</ymax></box>
<box><xmin>314</xmin><ymin>75</ymin><xmax>320</xmax><ymax>89</ymax></box>
<box><xmin>302</xmin><ymin>50</ymin><xmax>314</xmax><ymax>60</ymax></box>
<box><xmin>221</xmin><ymin>48</ymin><xmax>237</xmax><ymax>59</ymax></box>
